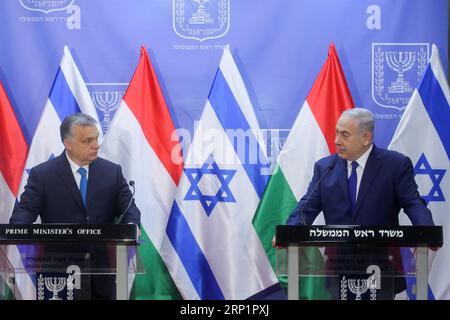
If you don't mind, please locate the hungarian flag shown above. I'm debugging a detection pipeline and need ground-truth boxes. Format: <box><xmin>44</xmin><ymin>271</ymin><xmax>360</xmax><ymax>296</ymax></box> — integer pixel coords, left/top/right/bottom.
<box><xmin>253</xmin><ymin>44</ymin><xmax>354</xmax><ymax>298</ymax></box>
<box><xmin>100</xmin><ymin>47</ymin><xmax>182</xmax><ymax>299</ymax></box>
<box><xmin>0</xmin><ymin>80</ymin><xmax>28</xmax><ymax>299</ymax></box>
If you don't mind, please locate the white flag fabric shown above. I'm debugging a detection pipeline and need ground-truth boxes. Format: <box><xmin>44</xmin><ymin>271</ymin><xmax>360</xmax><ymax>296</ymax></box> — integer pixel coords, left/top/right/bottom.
<box><xmin>11</xmin><ymin>45</ymin><xmax>101</xmax><ymax>300</ymax></box>
<box><xmin>389</xmin><ymin>44</ymin><xmax>450</xmax><ymax>299</ymax></box>
<box><xmin>163</xmin><ymin>46</ymin><xmax>281</xmax><ymax>299</ymax></box>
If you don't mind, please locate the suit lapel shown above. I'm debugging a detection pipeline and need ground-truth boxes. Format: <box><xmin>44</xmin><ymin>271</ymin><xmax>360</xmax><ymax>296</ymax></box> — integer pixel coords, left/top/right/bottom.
<box><xmin>56</xmin><ymin>152</ymin><xmax>85</xmax><ymax>210</ymax></box>
<box><xmin>354</xmin><ymin>145</ymin><xmax>381</xmax><ymax>216</ymax></box>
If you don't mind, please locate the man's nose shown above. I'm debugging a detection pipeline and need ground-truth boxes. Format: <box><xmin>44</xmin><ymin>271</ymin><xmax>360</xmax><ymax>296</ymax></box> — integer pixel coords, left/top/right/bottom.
<box><xmin>335</xmin><ymin>135</ymin><xmax>340</xmax><ymax>146</ymax></box>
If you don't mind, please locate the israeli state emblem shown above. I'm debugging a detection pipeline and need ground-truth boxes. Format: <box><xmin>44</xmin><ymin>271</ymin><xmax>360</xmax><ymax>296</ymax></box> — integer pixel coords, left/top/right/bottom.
<box><xmin>19</xmin><ymin>0</ymin><xmax>74</xmax><ymax>14</ymax></box>
<box><xmin>173</xmin><ymin>0</ymin><xmax>230</xmax><ymax>41</ymax></box>
<box><xmin>340</xmin><ymin>265</ymin><xmax>381</xmax><ymax>300</ymax></box>
<box><xmin>36</xmin><ymin>265</ymin><xmax>81</xmax><ymax>300</ymax></box>
<box><xmin>372</xmin><ymin>43</ymin><xmax>429</xmax><ymax>110</ymax></box>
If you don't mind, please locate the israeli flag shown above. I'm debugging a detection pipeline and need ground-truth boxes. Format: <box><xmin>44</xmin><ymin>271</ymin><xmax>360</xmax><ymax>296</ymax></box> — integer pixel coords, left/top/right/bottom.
<box><xmin>18</xmin><ymin>45</ymin><xmax>101</xmax><ymax>195</ymax></box>
<box><xmin>389</xmin><ymin>44</ymin><xmax>450</xmax><ymax>299</ymax></box>
<box><xmin>161</xmin><ymin>46</ymin><xmax>281</xmax><ymax>299</ymax></box>
<box><xmin>10</xmin><ymin>45</ymin><xmax>101</xmax><ymax>300</ymax></box>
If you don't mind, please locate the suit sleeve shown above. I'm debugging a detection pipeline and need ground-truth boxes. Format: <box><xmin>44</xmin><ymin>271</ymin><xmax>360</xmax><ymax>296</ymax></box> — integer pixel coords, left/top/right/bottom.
<box><xmin>395</xmin><ymin>156</ymin><xmax>434</xmax><ymax>226</ymax></box>
<box><xmin>9</xmin><ymin>168</ymin><xmax>42</xmax><ymax>224</ymax></box>
<box><xmin>115</xmin><ymin>165</ymin><xmax>141</xmax><ymax>226</ymax></box>
<box><xmin>286</xmin><ymin>162</ymin><xmax>323</xmax><ymax>225</ymax></box>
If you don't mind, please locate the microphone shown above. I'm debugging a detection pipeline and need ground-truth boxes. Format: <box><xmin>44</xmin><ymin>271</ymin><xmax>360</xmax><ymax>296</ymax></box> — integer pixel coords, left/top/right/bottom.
<box><xmin>298</xmin><ymin>162</ymin><xmax>336</xmax><ymax>225</ymax></box>
<box><xmin>116</xmin><ymin>180</ymin><xmax>135</xmax><ymax>224</ymax></box>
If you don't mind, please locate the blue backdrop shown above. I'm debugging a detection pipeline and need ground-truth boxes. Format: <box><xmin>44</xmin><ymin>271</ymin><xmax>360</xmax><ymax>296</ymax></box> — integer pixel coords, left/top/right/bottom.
<box><xmin>0</xmin><ymin>0</ymin><xmax>447</xmax><ymax>158</ymax></box>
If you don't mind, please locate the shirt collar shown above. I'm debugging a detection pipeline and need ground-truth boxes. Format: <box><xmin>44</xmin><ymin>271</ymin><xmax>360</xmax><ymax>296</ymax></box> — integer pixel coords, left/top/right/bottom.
<box><xmin>65</xmin><ymin>151</ymin><xmax>89</xmax><ymax>175</ymax></box>
<box><xmin>347</xmin><ymin>144</ymin><xmax>373</xmax><ymax>170</ymax></box>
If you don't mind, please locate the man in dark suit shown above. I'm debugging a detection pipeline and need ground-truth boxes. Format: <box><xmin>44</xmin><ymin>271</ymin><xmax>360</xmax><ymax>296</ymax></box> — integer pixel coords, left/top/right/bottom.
<box><xmin>10</xmin><ymin>113</ymin><xmax>141</xmax><ymax>299</ymax></box>
<box><xmin>285</xmin><ymin>108</ymin><xmax>434</xmax><ymax>299</ymax></box>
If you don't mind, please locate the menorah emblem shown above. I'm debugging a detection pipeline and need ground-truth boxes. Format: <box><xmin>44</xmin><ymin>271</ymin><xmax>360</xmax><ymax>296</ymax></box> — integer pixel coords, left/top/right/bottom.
<box><xmin>372</xmin><ymin>43</ymin><xmax>428</xmax><ymax>110</ymax></box>
<box><xmin>385</xmin><ymin>51</ymin><xmax>415</xmax><ymax>94</ymax></box>
<box><xmin>262</xmin><ymin>129</ymin><xmax>290</xmax><ymax>174</ymax></box>
<box><xmin>44</xmin><ymin>276</ymin><xmax>67</xmax><ymax>300</ymax></box>
<box><xmin>91</xmin><ymin>91</ymin><xmax>122</xmax><ymax>133</ymax></box>
<box><xmin>173</xmin><ymin>0</ymin><xmax>230</xmax><ymax>41</ymax></box>
<box><xmin>190</xmin><ymin>0</ymin><xmax>213</xmax><ymax>24</ymax></box>
<box><xmin>348</xmin><ymin>278</ymin><xmax>369</xmax><ymax>300</ymax></box>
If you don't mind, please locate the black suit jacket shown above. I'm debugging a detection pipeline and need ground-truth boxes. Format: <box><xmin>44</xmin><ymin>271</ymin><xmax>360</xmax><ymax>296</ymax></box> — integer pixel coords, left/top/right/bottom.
<box><xmin>10</xmin><ymin>152</ymin><xmax>140</xmax><ymax>225</ymax></box>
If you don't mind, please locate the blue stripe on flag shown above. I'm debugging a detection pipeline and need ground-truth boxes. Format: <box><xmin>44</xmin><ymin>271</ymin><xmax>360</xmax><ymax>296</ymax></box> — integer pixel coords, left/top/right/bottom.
<box><xmin>418</xmin><ymin>66</ymin><xmax>450</xmax><ymax>160</ymax></box>
<box><xmin>166</xmin><ymin>201</ymin><xmax>225</xmax><ymax>299</ymax></box>
<box><xmin>400</xmin><ymin>248</ymin><xmax>436</xmax><ymax>300</ymax></box>
<box><xmin>208</xmin><ymin>69</ymin><xmax>269</xmax><ymax>198</ymax></box>
<box><xmin>49</xmin><ymin>67</ymin><xmax>81</xmax><ymax>121</ymax></box>
<box><xmin>246</xmin><ymin>283</ymin><xmax>287</xmax><ymax>300</ymax></box>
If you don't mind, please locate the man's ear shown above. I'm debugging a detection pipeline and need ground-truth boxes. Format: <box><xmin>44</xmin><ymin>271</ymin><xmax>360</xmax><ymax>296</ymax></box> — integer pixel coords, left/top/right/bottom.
<box><xmin>363</xmin><ymin>132</ymin><xmax>373</xmax><ymax>146</ymax></box>
<box><xmin>63</xmin><ymin>138</ymin><xmax>71</xmax><ymax>150</ymax></box>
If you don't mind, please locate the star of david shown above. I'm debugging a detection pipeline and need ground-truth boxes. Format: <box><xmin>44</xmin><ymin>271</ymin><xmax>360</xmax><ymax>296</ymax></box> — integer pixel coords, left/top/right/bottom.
<box><xmin>414</xmin><ymin>153</ymin><xmax>446</xmax><ymax>205</ymax></box>
<box><xmin>184</xmin><ymin>155</ymin><xmax>237</xmax><ymax>216</ymax></box>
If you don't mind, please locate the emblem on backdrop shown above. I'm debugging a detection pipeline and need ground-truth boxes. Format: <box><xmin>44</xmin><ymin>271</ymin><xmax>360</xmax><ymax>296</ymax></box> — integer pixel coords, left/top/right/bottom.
<box><xmin>372</xmin><ymin>43</ymin><xmax>429</xmax><ymax>111</ymax></box>
<box><xmin>19</xmin><ymin>0</ymin><xmax>74</xmax><ymax>13</ymax></box>
<box><xmin>86</xmin><ymin>83</ymin><xmax>127</xmax><ymax>134</ymax></box>
<box><xmin>173</xmin><ymin>0</ymin><xmax>230</xmax><ymax>41</ymax></box>
<box><xmin>262</xmin><ymin>129</ymin><xmax>290</xmax><ymax>172</ymax></box>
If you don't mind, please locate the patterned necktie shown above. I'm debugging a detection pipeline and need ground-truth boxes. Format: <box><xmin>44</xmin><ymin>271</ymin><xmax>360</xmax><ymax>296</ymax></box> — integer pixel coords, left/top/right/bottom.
<box><xmin>348</xmin><ymin>161</ymin><xmax>358</xmax><ymax>213</ymax></box>
<box><xmin>78</xmin><ymin>167</ymin><xmax>87</xmax><ymax>207</ymax></box>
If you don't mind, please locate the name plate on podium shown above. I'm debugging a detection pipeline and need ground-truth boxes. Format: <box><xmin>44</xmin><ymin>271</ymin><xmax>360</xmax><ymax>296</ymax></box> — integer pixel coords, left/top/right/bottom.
<box><xmin>276</xmin><ymin>225</ymin><xmax>442</xmax><ymax>247</ymax></box>
<box><xmin>0</xmin><ymin>224</ymin><xmax>138</xmax><ymax>245</ymax></box>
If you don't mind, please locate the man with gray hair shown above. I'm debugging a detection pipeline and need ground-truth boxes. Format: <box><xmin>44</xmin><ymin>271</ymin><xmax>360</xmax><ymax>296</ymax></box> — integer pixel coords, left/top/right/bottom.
<box><xmin>284</xmin><ymin>108</ymin><xmax>434</xmax><ymax>299</ymax></box>
<box><xmin>10</xmin><ymin>113</ymin><xmax>141</xmax><ymax>299</ymax></box>
<box><xmin>286</xmin><ymin>107</ymin><xmax>433</xmax><ymax>226</ymax></box>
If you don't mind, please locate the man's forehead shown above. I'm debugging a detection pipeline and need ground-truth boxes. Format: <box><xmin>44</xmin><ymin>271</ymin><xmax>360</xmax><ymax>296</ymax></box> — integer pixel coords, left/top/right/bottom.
<box><xmin>337</xmin><ymin>116</ymin><xmax>357</xmax><ymax>127</ymax></box>
<box><xmin>336</xmin><ymin>117</ymin><xmax>359</xmax><ymax>134</ymax></box>
<box><xmin>73</xmin><ymin>125</ymin><xmax>98</xmax><ymax>135</ymax></box>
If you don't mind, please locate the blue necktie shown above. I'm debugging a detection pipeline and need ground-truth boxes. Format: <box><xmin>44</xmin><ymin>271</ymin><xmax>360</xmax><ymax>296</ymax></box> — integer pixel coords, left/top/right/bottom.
<box><xmin>348</xmin><ymin>161</ymin><xmax>358</xmax><ymax>213</ymax></box>
<box><xmin>78</xmin><ymin>167</ymin><xmax>87</xmax><ymax>207</ymax></box>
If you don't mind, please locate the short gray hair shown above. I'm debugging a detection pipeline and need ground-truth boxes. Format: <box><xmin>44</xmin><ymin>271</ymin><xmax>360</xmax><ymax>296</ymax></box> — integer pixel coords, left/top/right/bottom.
<box><xmin>341</xmin><ymin>108</ymin><xmax>374</xmax><ymax>134</ymax></box>
<box><xmin>60</xmin><ymin>113</ymin><xmax>98</xmax><ymax>141</ymax></box>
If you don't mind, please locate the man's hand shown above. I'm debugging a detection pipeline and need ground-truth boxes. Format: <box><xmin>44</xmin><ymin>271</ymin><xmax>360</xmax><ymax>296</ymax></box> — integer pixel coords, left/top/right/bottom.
<box><xmin>128</xmin><ymin>222</ymin><xmax>141</xmax><ymax>239</ymax></box>
<box><xmin>272</xmin><ymin>235</ymin><xmax>286</xmax><ymax>249</ymax></box>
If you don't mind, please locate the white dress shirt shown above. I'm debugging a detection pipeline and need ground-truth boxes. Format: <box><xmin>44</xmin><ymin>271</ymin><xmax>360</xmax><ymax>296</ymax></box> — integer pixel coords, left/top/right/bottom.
<box><xmin>66</xmin><ymin>152</ymin><xmax>89</xmax><ymax>190</ymax></box>
<box><xmin>346</xmin><ymin>144</ymin><xmax>373</xmax><ymax>200</ymax></box>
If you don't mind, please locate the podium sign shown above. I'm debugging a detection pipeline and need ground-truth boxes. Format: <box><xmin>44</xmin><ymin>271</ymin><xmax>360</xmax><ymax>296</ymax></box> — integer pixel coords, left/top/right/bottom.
<box><xmin>0</xmin><ymin>224</ymin><xmax>140</xmax><ymax>300</ymax></box>
<box><xmin>276</xmin><ymin>225</ymin><xmax>443</xmax><ymax>300</ymax></box>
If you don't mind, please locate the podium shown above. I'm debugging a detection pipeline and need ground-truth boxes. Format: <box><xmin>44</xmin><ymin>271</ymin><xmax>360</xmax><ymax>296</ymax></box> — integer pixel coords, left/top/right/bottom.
<box><xmin>0</xmin><ymin>224</ymin><xmax>141</xmax><ymax>300</ymax></box>
<box><xmin>276</xmin><ymin>225</ymin><xmax>443</xmax><ymax>300</ymax></box>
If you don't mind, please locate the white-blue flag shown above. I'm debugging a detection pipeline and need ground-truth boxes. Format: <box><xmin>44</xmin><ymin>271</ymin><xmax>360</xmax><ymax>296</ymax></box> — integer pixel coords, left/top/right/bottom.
<box><xmin>9</xmin><ymin>45</ymin><xmax>101</xmax><ymax>300</ymax></box>
<box><xmin>18</xmin><ymin>45</ymin><xmax>101</xmax><ymax>193</ymax></box>
<box><xmin>389</xmin><ymin>44</ymin><xmax>450</xmax><ymax>299</ymax></box>
<box><xmin>161</xmin><ymin>46</ymin><xmax>281</xmax><ymax>299</ymax></box>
